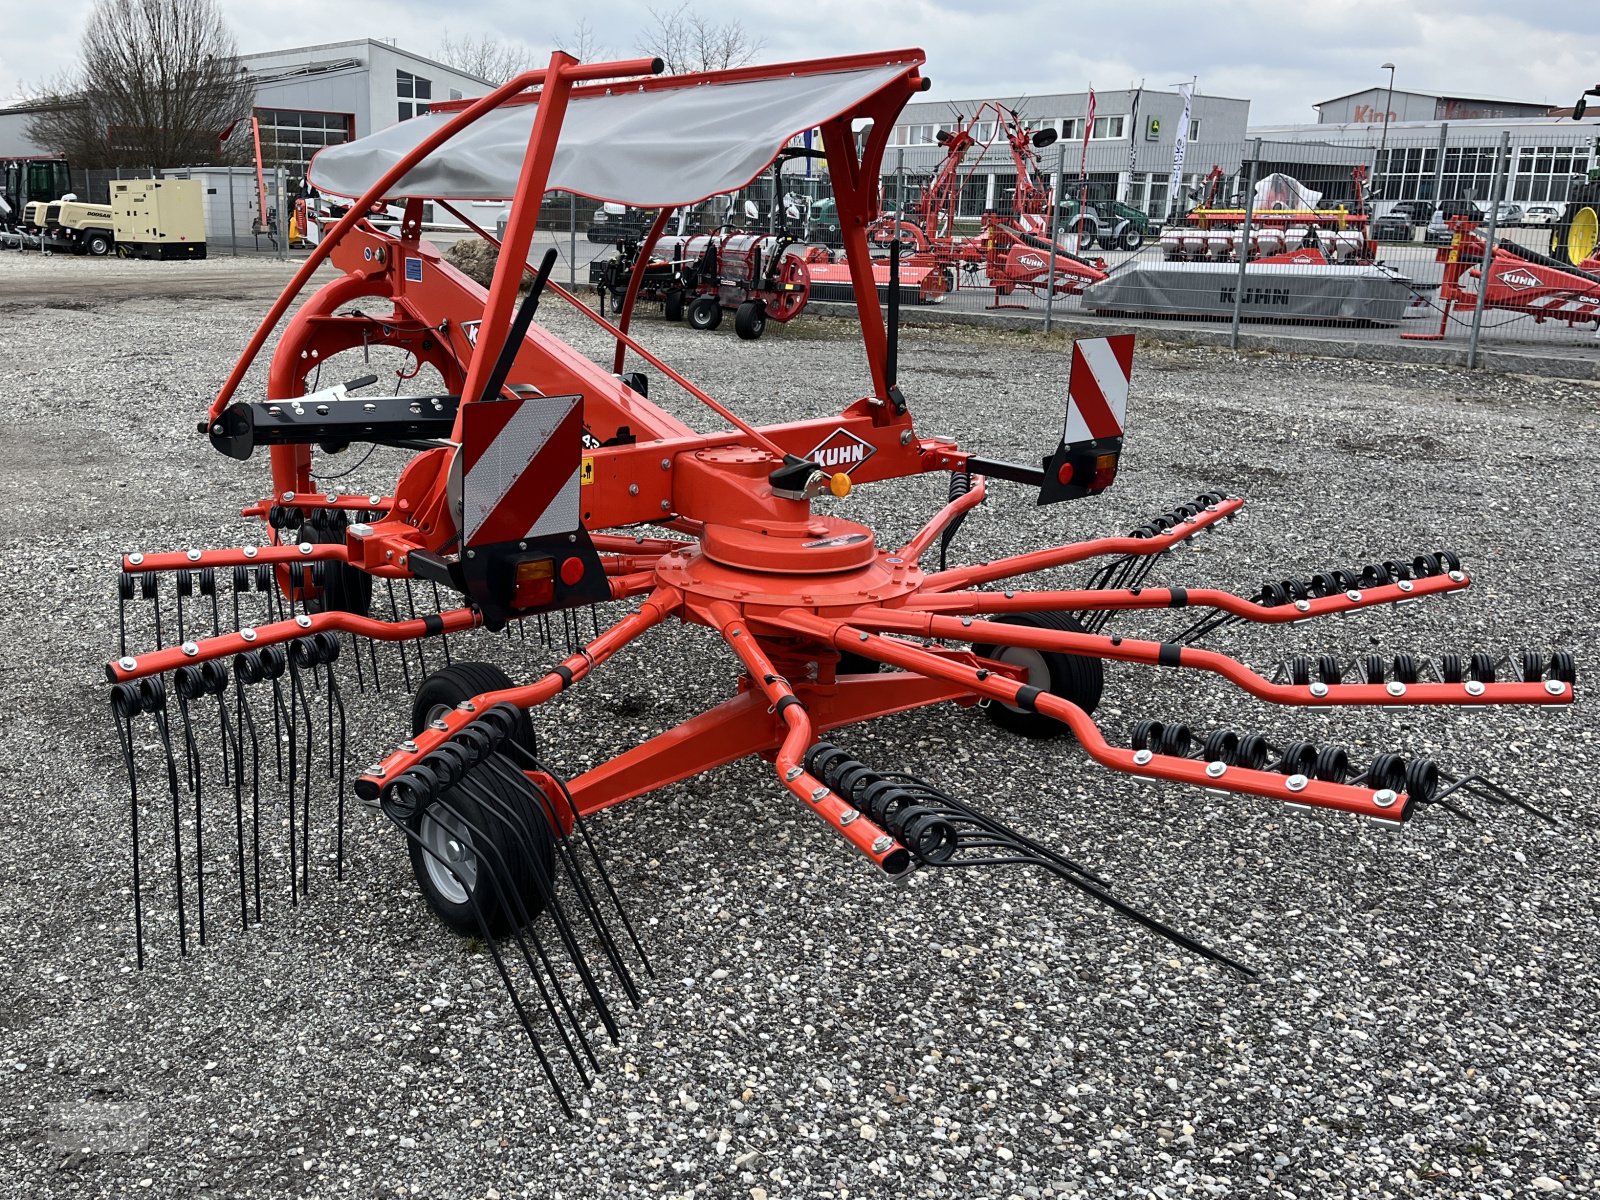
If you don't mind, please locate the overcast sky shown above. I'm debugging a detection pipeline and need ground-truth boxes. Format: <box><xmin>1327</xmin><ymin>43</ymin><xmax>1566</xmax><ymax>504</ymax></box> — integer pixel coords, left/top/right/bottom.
<box><xmin>2</xmin><ymin>0</ymin><xmax>1592</xmax><ymax>124</ymax></box>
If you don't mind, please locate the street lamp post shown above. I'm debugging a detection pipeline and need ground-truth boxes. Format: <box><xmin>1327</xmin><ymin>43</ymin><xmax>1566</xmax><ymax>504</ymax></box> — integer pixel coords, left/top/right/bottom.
<box><xmin>1378</xmin><ymin>62</ymin><xmax>1396</xmax><ymax>196</ymax></box>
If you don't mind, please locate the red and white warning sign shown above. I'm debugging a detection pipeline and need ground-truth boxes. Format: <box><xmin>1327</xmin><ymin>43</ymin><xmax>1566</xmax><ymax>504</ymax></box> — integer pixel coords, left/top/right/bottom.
<box><xmin>459</xmin><ymin>394</ymin><xmax>584</xmax><ymax>547</ymax></box>
<box><xmin>1062</xmin><ymin>334</ymin><xmax>1134</xmax><ymax>445</ymax></box>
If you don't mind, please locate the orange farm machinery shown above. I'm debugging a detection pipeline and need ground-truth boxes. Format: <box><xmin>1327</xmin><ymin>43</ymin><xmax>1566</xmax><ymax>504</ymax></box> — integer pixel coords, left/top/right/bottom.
<box><xmin>105</xmin><ymin>49</ymin><xmax>1576</xmax><ymax>1116</ymax></box>
<box><xmin>1403</xmin><ymin>217</ymin><xmax>1600</xmax><ymax>341</ymax></box>
<box><xmin>1160</xmin><ymin>165</ymin><xmax>1377</xmax><ymax>265</ymax></box>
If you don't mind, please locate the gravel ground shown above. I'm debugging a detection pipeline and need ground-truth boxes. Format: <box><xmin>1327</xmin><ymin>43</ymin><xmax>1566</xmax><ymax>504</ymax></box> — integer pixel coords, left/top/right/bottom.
<box><xmin>1</xmin><ymin>255</ymin><xmax>1597</xmax><ymax>1199</ymax></box>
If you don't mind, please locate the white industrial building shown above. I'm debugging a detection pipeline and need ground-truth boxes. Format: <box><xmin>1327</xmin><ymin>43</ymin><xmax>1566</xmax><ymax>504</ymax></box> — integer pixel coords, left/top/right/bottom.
<box><xmin>0</xmin><ymin>39</ymin><xmax>492</xmax><ymax>174</ymax></box>
<box><xmin>883</xmin><ymin>88</ymin><xmax>1253</xmax><ymax>218</ymax></box>
<box><xmin>240</xmin><ymin>40</ymin><xmax>494</xmax><ymax>176</ymax></box>
<box><xmin>1248</xmin><ymin>86</ymin><xmax>1598</xmax><ymax>209</ymax></box>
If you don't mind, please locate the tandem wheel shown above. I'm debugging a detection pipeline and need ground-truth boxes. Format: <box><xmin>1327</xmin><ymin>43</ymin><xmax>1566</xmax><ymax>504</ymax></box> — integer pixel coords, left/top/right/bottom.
<box><xmin>974</xmin><ymin>612</ymin><xmax>1104</xmax><ymax>739</ymax></box>
<box><xmin>408</xmin><ymin>662</ymin><xmax>550</xmax><ymax>935</ymax></box>
<box><xmin>734</xmin><ymin>300</ymin><xmax>767</xmax><ymax>340</ymax></box>
<box><xmin>687</xmin><ymin>294</ymin><xmax>722</xmax><ymax>330</ymax></box>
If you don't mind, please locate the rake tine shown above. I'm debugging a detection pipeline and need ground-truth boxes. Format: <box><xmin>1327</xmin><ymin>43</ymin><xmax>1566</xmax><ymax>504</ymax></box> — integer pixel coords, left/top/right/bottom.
<box><xmin>111</xmin><ymin>691</ymin><xmax>146</xmax><ymax>969</ymax></box>
<box><xmin>175</xmin><ymin>685</ymin><xmax>208</xmax><ymax>946</ymax></box>
<box><xmin>879</xmin><ymin>773</ymin><xmax>1109</xmax><ymax>888</ymax></box>
<box><xmin>483</xmin><ymin>756</ymin><xmax>642</xmax><ymax>1007</ymax></box>
<box><xmin>175</xmin><ymin>572</ymin><xmax>187</xmax><ymax>646</ymax></box>
<box><xmin>225</xmin><ymin>682</ymin><xmax>250</xmax><ymax>931</ymax></box>
<box><xmin>118</xmin><ymin>576</ymin><xmax>130</xmax><ymax>659</ymax></box>
<box><xmin>146</xmin><ymin>574</ymin><xmax>164</xmax><ymax>650</ymax></box>
<box><xmin>287</xmin><ymin>649</ymin><xmax>316</xmax><ymax>899</ymax></box>
<box><xmin>423</xmin><ymin>789</ymin><xmax>599</xmax><ymax>1080</ymax></box>
<box><xmin>1436</xmin><ymin>771</ymin><xmax>1558</xmax><ymax>825</ymax></box>
<box><xmin>401</xmin><ymin>580</ymin><xmax>427</xmax><ymax>679</ymax></box>
<box><xmin>508</xmin><ymin>741</ymin><xmax>653</xmax><ymax>981</ymax></box>
<box><xmin>234</xmin><ymin>672</ymin><xmax>264</xmax><ymax>923</ymax></box>
<box><xmin>431</xmin><ymin>583</ymin><xmax>453</xmax><ymax>666</ymax></box>
<box><xmin>454</xmin><ymin>771</ymin><xmax>623</xmax><ymax>1044</ymax></box>
<box><xmin>328</xmin><ymin>660</ymin><xmax>348</xmax><ymax>879</ymax></box>
<box><xmin>384</xmin><ymin>580</ymin><xmax>414</xmax><ymax>692</ymax></box>
<box><xmin>149</xmin><ymin>698</ymin><xmax>188</xmax><ymax>957</ymax></box>
<box><xmin>390</xmin><ymin>818</ymin><xmax>576</xmax><ymax>1116</ymax></box>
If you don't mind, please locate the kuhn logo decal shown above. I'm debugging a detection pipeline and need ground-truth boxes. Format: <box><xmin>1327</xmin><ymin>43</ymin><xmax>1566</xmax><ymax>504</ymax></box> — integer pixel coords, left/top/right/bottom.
<box><xmin>1018</xmin><ymin>253</ymin><xmax>1046</xmax><ymax>271</ymax></box>
<box><xmin>805</xmin><ymin>428</ymin><xmax>876</xmax><ymax>476</ymax></box>
<box><xmin>1497</xmin><ymin>268</ymin><xmax>1540</xmax><ymax>291</ymax></box>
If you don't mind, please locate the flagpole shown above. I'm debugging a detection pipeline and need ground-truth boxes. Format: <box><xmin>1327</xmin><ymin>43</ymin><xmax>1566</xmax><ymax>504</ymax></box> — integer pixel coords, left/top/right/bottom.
<box><xmin>1124</xmin><ymin>78</ymin><xmax>1144</xmax><ymax>204</ymax></box>
<box><xmin>1078</xmin><ymin>83</ymin><xmax>1095</xmax><ymax>251</ymax></box>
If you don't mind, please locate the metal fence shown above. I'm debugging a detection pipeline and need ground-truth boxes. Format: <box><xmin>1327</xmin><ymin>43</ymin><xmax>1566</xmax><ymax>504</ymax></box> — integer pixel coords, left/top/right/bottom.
<box><xmin>525</xmin><ymin>125</ymin><xmax>1597</xmax><ymax>365</ymax></box>
<box><xmin>42</xmin><ymin>123</ymin><xmax>1584</xmax><ymax>363</ymax></box>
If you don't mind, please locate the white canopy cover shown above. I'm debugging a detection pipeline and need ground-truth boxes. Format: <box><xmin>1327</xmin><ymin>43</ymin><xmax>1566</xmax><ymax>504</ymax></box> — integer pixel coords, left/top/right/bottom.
<box><xmin>309</xmin><ymin>61</ymin><xmax>913</xmax><ymax>206</ymax></box>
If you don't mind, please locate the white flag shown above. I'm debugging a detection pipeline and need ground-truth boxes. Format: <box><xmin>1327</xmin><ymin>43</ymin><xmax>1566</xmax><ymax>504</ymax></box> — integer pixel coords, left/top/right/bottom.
<box><xmin>1166</xmin><ymin>82</ymin><xmax>1194</xmax><ymax>219</ymax></box>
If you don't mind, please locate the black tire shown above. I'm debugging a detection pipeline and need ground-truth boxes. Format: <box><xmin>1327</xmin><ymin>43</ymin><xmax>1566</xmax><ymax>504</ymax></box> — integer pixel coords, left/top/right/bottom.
<box><xmin>296</xmin><ymin>517</ymin><xmax>372</xmax><ymax>617</ymax></box>
<box><xmin>407</xmin><ymin>750</ymin><xmax>555</xmax><ymax>936</ymax></box>
<box><xmin>1075</xmin><ymin>221</ymin><xmax>1099</xmax><ymax>251</ymax></box>
<box><xmin>86</xmin><ymin>231</ymin><xmax>113</xmax><ymax>257</ymax></box>
<box><xmin>687</xmin><ymin>294</ymin><xmax>722</xmax><ymax>330</ymax></box>
<box><xmin>1118</xmin><ymin>225</ymin><xmax>1145</xmax><ymax>252</ymax></box>
<box><xmin>974</xmin><ymin>612</ymin><xmax>1104</xmax><ymax>740</ymax></box>
<box><xmin>663</xmin><ymin>289</ymin><xmax>686</xmax><ymax>321</ymax></box>
<box><xmin>734</xmin><ymin>300</ymin><xmax>766</xmax><ymax>340</ymax></box>
<box><xmin>411</xmin><ymin>661</ymin><xmax>537</xmax><ymax>755</ymax></box>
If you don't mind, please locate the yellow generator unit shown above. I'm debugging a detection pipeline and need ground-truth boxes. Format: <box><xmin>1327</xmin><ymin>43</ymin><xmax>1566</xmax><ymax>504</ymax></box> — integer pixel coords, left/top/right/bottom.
<box><xmin>112</xmin><ymin>178</ymin><xmax>206</xmax><ymax>259</ymax></box>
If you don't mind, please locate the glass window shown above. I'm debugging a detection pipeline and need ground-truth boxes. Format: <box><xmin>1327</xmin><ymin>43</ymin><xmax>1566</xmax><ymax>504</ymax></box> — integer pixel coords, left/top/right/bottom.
<box><xmin>397</xmin><ymin>70</ymin><xmax>414</xmax><ymax>98</ymax></box>
<box><xmin>1188</xmin><ymin>119</ymin><xmax>1200</xmax><ymax>141</ymax></box>
<box><xmin>1090</xmin><ymin>115</ymin><xmax>1126</xmax><ymax>140</ymax></box>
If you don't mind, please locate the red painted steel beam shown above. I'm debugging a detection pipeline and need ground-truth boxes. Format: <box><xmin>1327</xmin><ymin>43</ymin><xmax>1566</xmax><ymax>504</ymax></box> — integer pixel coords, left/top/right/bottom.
<box><xmin>920</xmin><ymin>497</ymin><xmax>1242</xmax><ymax>591</ymax></box>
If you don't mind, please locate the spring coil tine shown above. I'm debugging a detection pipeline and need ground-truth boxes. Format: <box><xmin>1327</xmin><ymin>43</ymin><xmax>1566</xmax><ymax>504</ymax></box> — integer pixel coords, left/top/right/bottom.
<box><xmin>1316</xmin><ymin>654</ymin><xmax>1343</xmax><ymax>685</ymax></box>
<box><xmin>1438</xmin><ymin>652</ymin><xmax>1466</xmax><ymax>684</ymax></box>
<box><xmin>1312</xmin><ymin>746</ymin><xmax>1350</xmax><ymax>784</ymax></box>
<box><xmin>1364</xmin><ymin>752</ymin><xmax>1406</xmax><ymax>793</ymax></box>
<box><xmin>1391</xmin><ymin>654</ymin><xmax>1421</xmax><ymax>685</ymax></box>
<box><xmin>1130</xmin><ymin>720</ymin><xmax>1162</xmax><ymax>752</ymax></box>
<box><xmin>1275</xmin><ymin>741</ymin><xmax>1317</xmax><ymax>777</ymax></box>
<box><xmin>1158</xmin><ymin>723</ymin><xmax>1193</xmax><ymax>758</ymax></box>
<box><xmin>1547</xmin><ymin>651</ymin><xmax>1575</xmax><ymax>684</ymax></box>
<box><xmin>1286</xmin><ymin>656</ymin><xmax>1313</xmax><ymax>687</ymax></box>
<box><xmin>1468</xmin><ymin>651</ymin><xmax>1497</xmax><ymax>684</ymax></box>
<box><xmin>380</xmin><ymin>800</ymin><xmax>577</xmax><ymax>1117</ymax></box>
<box><xmin>1404</xmin><ymin>759</ymin><xmax>1439</xmax><ymax>804</ymax></box>
<box><xmin>477</xmin><ymin>758</ymin><xmax>642</xmax><ymax>1018</ymax></box>
<box><xmin>1235</xmin><ymin>733</ymin><xmax>1271</xmax><ymax>771</ymax></box>
<box><xmin>1362</xmin><ymin>653</ymin><xmax>1387</xmax><ymax>685</ymax></box>
<box><xmin>1519</xmin><ymin>650</ymin><xmax>1545</xmax><ymax>683</ymax></box>
<box><xmin>458</xmin><ymin>766</ymin><xmax>631</xmax><ymax>1034</ymax></box>
<box><xmin>508</xmin><ymin>742</ymin><xmax>654</xmax><ymax>981</ymax></box>
<box><xmin>1201</xmin><ymin>729</ymin><xmax>1239</xmax><ymax>765</ymax></box>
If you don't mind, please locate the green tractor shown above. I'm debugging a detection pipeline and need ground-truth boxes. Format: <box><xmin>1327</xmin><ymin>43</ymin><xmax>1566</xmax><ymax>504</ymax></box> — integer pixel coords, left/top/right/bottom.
<box><xmin>1056</xmin><ymin>187</ymin><xmax>1153</xmax><ymax>252</ymax></box>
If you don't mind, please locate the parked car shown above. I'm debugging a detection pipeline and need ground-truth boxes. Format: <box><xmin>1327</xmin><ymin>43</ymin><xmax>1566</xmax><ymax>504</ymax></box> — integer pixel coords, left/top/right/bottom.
<box><xmin>1371</xmin><ymin>199</ymin><xmax>1433</xmax><ymax>241</ymax></box>
<box><xmin>1424</xmin><ymin>200</ymin><xmax>1487</xmax><ymax>243</ymax></box>
<box><xmin>1522</xmin><ymin>203</ymin><xmax>1564</xmax><ymax>226</ymax></box>
<box><xmin>1492</xmin><ymin>201</ymin><xmax>1522</xmax><ymax>227</ymax></box>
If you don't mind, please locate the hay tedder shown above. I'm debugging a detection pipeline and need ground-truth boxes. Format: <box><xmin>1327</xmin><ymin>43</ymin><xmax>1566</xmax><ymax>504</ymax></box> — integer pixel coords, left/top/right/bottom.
<box><xmin>106</xmin><ymin>50</ymin><xmax>1576</xmax><ymax>1113</ymax></box>
<box><xmin>590</xmin><ymin>228</ymin><xmax>812</xmax><ymax>338</ymax></box>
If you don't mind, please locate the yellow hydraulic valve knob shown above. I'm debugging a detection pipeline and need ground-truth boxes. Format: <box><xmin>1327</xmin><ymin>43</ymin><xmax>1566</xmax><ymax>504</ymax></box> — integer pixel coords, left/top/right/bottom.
<box><xmin>828</xmin><ymin>473</ymin><xmax>852</xmax><ymax>498</ymax></box>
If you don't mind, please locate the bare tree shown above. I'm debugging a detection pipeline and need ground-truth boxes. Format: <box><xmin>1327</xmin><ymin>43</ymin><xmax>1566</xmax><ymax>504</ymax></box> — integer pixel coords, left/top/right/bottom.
<box><xmin>436</xmin><ymin>30</ymin><xmax>543</xmax><ymax>85</ymax></box>
<box><xmin>564</xmin><ymin>18</ymin><xmax>609</xmax><ymax>62</ymax></box>
<box><xmin>637</xmin><ymin>3</ymin><xmax>762</xmax><ymax>74</ymax></box>
<box><xmin>27</xmin><ymin>0</ymin><xmax>253</xmax><ymax>170</ymax></box>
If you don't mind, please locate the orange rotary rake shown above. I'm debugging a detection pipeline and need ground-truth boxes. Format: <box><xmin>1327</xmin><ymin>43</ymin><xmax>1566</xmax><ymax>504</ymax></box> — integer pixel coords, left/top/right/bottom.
<box><xmin>106</xmin><ymin>50</ymin><xmax>1575</xmax><ymax>1115</ymax></box>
